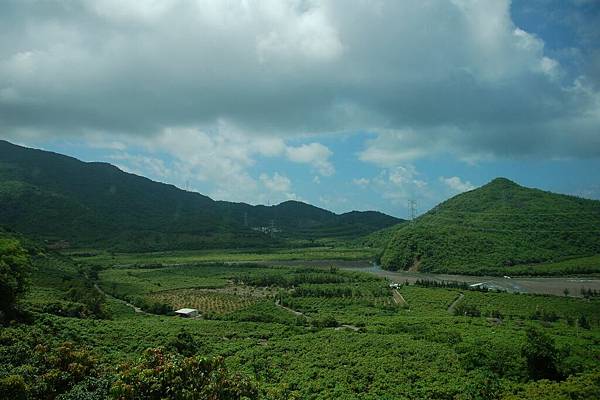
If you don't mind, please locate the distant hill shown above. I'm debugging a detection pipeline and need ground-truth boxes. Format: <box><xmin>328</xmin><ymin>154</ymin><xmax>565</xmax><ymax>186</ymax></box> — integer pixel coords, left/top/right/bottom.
<box><xmin>0</xmin><ymin>140</ymin><xmax>401</xmax><ymax>251</ymax></box>
<box><xmin>380</xmin><ymin>178</ymin><xmax>600</xmax><ymax>274</ymax></box>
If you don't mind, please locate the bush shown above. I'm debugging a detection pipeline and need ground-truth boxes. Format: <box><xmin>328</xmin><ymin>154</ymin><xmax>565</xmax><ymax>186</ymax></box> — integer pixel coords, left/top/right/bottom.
<box><xmin>578</xmin><ymin>315</ymin><xmax>591</xmax><ymax>330</ymax></box>
<box><xmin>454</xmin><ymin>304</ymin><xmax>481</xmax><ymax>317</ymax></box>
<box><xmin>0</xmin><ymin>375</ymin><xmax>27</xmax><ymax>400</ymax></box>
<box><xmin>166</xmin><ymin>329</ymin><xmax>201</xmax><ymax>357</ymax></box>
<box><xmin>110</xmin><ymin>348</ymin><xmax>257</xmax><ymax>399</ymax></box>
<box><xmin>522</xmin><ymin>327</ymin><xmax>561</xmax><ymax>381</ymax></box>
<box><xmin>311</xmin><ymin>316</ymin><xmax>339</xmax><ymax>328</ymax></box>
<box><xmin>0</xmin><ymin>237</ymin><xmax>30</xmax><ymax>321</ymax></box>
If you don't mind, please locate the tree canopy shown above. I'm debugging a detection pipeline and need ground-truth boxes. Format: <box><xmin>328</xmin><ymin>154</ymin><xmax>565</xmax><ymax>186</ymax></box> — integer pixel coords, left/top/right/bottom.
<box><xmin>0</xmin><ymin>236</ymin><xmax>30</xmax><ymax>320</ymax></box>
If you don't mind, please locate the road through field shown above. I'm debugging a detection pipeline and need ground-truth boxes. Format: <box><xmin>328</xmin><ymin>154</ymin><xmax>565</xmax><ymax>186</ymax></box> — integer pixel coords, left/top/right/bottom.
<box><xmin>447</xmin><ymin>293</ymin><xmax>465</xmax><ymax>314</ymax></box>
<box><xmin>94</xmin><ymin>283</ymin><xmax>147</xmax><ymax>314</ymax></box>
<box><xmin>339</xmin><ymin>262</ymin><xmax>600</xmax><ymax>297</ymax></box>
<box><xmin>240</xmin><ymin>259</ymin><xmax>600</xmax><ymax>297</ymax></box>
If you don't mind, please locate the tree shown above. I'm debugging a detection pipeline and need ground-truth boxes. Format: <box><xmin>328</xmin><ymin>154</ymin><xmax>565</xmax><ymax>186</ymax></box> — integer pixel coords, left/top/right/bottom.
<box><xmin>166</xmin><ymin>328</ymin><xmax>200</xmax><ymax>357</ymax></box>
<box><xmin>110</xmin><ymin>348</ymin><xmax>257</xmax><ymax>399</ymax></box>
<box><xmin>578</xmin><ymin>314</ymin><xmax>591</xmax><ymax>330</ymax></box>
<box><xmin>0</xmin><ymin>237</ymin><xmax>30</xmax><ymax>320</ymax></box>
<box><xmin>522</xmin><ymin>327</ymin><xmax>561</xmax><ymax>381</ymax></box>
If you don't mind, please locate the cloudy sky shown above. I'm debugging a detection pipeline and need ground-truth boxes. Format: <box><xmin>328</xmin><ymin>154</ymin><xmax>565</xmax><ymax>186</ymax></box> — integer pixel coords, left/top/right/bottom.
<box><xmin>1</xmin><ymin>0</ymin><xmax>600</xmax><ymax>218</ymax></box>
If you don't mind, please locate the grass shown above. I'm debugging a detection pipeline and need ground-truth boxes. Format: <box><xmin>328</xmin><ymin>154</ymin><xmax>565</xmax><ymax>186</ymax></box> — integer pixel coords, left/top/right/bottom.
<box><xmin>68</xmin><ymin>246</ymin><xmax>379</xmax><ymax>267</ymax></box>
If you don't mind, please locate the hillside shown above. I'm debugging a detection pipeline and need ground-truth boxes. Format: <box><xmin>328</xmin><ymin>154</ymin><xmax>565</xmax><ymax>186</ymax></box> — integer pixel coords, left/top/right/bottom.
<box><xmin>380</xmin><ymin>178</ymin><xmax>600</xmax><ymax>274</ymax></box>
<box><xmin>0</xmin><ymin>140</ymin><xmax>401</xmax><ymax>250</ymax></box>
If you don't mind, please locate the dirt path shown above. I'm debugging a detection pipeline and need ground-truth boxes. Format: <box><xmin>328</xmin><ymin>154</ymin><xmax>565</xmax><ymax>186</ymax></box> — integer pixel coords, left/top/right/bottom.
<box><xmin>335</xmin><ymin>324</ymin><xmax>361</xmax><ymax>331</ymax></box>
<box><xmin>447</xmin><ymin>293</ymin><xmax>465</xmax><ymax>314</ymax></box>
<box><xmin>392</xmin><ymin>289</ymin><xmax>408</xmax><ymax>307</ymax></box>
<box><xmin>94</xmin><ymin>283</ymin><xmax>147</xmax><ymax>314</ymax></box>
<box><xmin>275</xmin><ymin>299</ymin><xmax>304</xmax><ymax>316</ymax></box>
<box><xmin>275</xmin><ymin>299</ymin><xmax>360</xmax><ymax>331</ymax></box>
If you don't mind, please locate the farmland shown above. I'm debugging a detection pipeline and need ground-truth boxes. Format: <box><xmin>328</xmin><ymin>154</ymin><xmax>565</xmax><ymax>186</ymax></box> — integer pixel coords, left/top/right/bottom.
<box><xmin>3</xmin><ymin>244</ymin><xmax>600</xmax><ymax>399</ymax></box>
<box><xmin>68</xmin><ymin>245</ymin><xmax>378</xmax><ymax>267</ymax></box>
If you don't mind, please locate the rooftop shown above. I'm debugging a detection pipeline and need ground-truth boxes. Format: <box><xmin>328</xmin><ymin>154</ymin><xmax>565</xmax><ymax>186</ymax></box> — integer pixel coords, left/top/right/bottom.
<box><xmin>175</xmin><ymin>308</ymin><xmax>198</xmax><ymax>314</ymax></box>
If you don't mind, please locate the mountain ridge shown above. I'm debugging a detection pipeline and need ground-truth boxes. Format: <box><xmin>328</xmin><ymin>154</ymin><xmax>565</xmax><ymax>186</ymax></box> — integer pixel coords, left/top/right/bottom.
<box><xmin>380</xmin><ymin>177</ymin><xmax>600</xmax><ymax>274</ymax></box>
<box><xmin>0</xmin><ymin>140</ymin><xmax>402</xmax><ymax>250</ymax></box>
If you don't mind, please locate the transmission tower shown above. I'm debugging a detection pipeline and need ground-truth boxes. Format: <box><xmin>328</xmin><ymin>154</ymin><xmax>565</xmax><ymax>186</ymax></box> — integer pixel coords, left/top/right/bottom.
<box><xmin>408</xmin><ymin>199</ymin><xmax>417</xmax><ymax>221</ymax></box>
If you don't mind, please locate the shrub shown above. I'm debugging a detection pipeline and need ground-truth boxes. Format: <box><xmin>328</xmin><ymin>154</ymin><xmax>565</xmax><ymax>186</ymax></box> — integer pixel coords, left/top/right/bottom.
<box><xmin>522</xmin><ymin>327</ymin><xmax>561</xmax><ymax>381</ymax></box>
<box><xmin>0</xmin><ymin>238</ymin><xmax>30</xmax><ymax>321</ymax></box>
<box><xmin>110</xmin><ymin>348</ymin><xmax>257</xmax><ymax>399</ymax></box>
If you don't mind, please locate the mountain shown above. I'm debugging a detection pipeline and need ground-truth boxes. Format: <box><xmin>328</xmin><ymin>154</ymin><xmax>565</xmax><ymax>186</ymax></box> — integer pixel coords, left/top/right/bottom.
<box><xmin>380</xmin><ymin>178</ymin><xmax>600</xmax><ymax>274</ymax></box>
<box><xmin>0</xmin><ymin>140</ymin><xmax>401</xmax><ymax>250</ymax></box>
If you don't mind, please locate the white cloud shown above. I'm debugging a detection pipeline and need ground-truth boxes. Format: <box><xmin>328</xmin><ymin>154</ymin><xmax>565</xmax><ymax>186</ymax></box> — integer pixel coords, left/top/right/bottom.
<box><xmin>1</xmin><ymin>0</ymin><xmax>599</xmax><ymax>167</ymax></box>
<box><xmin>440</xmin><ymin>176</ymin><xmax>475</xmax><ymax>193</ymax></box>
<box><xmin>144</xmin><ymin>123</ymin><xmax>286</xmax><ymax>202</ymax></box>
<box><xmin>352</xmin><ymin>177</ymin><xmax>369</xmax><ymax>187</ymax></box>
<box><xmin>109</xmin><ymin>153</ymin><xmax>169</xmax><ymax>179</ymax></box>
<box><xmin>365</xmin><ymin>165</ymin><xmax>432</xmax><ymax>214</ymax></box>
<box><xmin>318</xmin><ymin>194</ymin><xmax>348</xmax><ymax>212</ymax></box>
<box><xmin>85</xmin><ymin>122</ymin><xmax>330</xmax><ymax>204</ymax></box>
<box><xmin>286</xmin><ymin>142</ymin><xmax>334</xmax><ymax>176</ymax></box>
<box><xmin>260</xmin><ymin>172</ymin><xmax>292</xmax><ymax>193</ymax></box>
<box><xmin>256</xmin><ymin>2</ymin><xmax>343</xmax><ymax>63</ymax></box>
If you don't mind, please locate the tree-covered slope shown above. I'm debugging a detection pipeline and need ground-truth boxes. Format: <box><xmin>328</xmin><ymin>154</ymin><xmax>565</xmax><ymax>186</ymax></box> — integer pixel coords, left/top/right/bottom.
<box><xmin>0</xmin><ymin>140</ymin><xmax>400</xmax><ymax>250</ymax></box>
<box><xmin>380</xmin><ymin>178</ymin><xmax>600</xmax><ymax>274</ymax></box>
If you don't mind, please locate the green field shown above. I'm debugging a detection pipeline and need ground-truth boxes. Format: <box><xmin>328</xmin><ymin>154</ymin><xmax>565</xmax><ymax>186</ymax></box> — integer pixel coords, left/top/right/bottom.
<box><xmin>68</xmin><ymin>245</ymin><xmax>379</xmax><ymax>267</ymax></box>
<box><xmin>3</xmin><ymin>243</ymin><xmax>600</xmax><ymax>399</ymax></box>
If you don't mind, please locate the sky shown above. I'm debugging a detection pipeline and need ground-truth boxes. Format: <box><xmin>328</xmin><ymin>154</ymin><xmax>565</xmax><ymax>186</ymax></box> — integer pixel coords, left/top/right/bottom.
<box><xmin>1</xmin><ymin>0</ymin><xmax>599</xmax><ymax>219</ymax></box>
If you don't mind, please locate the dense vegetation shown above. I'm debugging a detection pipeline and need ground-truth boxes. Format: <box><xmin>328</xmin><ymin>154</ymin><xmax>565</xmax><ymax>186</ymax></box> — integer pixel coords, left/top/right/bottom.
<box><xmin>2</xmin><ymin>143</ymin><xmax>600</xmax><ymax>398</ymax></box>
<box><xmin>0</xmin><ymin>140</ymin><xmax>400</xmax><ymax>251</ymax></box>
<box><xmin>0</xmin><ymin>233</ymin><xmax>30</xmax><ymax>320</ymax></box>
<box><xmin>380</xmin><ymin>178</ymin><xmax>600</xmax><ymax>274</ymax></box>
<box><xmin>2</xmin><ymin>241</ymin><xmax>599</xmax><ymax>399</ymax></box>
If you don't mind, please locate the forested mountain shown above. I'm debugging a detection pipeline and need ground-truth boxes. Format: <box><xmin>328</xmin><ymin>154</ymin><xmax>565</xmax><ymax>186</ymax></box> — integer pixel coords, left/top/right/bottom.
<box><xmin>0</xmin><ymin>140</ymin><xmax>401</xmax><ymax>250</ymax></box>
<box><xmin>380</xmin><ymin>178</ymin><xmax>600</xmax><ymax>274</ymax></box>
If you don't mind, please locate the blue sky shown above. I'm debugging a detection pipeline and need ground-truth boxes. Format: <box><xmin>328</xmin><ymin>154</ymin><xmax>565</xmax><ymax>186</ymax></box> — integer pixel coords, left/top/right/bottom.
<box><xmin>2</xmin><ymin>0</ymin><xmax>600</xmax><ymax>219</ymax></box>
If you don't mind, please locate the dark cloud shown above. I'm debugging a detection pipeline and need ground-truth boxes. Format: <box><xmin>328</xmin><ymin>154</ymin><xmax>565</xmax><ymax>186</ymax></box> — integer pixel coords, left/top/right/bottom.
<box><xmin>0</xmin><ymin>0</ymin><xmax>599</xmax><ymax>163</ymax></box>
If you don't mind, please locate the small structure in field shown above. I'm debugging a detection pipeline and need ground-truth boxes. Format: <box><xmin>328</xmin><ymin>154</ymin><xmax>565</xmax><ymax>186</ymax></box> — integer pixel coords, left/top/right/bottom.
<box><xmin>175</xmin><ymin>308</ymin><xmax>199</xmax><ymax>318</ymax></box>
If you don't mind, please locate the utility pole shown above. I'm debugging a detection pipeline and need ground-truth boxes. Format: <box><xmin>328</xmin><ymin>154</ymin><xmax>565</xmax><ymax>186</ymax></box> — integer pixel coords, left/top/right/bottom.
<box><xmin>408</xmin><ymin>199</ymin><xmax>417</xmax><ymax>222</ymax></box>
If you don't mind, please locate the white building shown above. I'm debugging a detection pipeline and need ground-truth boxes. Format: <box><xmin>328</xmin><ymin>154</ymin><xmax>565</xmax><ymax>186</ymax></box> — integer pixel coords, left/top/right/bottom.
<box><xmin>175</xmin><ymin>308</ymin><xmax>199</xmax><ymax>318</ymax></box>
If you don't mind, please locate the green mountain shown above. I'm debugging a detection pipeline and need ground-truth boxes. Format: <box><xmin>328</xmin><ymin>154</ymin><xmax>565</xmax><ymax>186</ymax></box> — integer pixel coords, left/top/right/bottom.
<box><xmin>0</xmin><ymin>140</ymin><xmax>401</xmax><ymax>250</ymax></box>
<box><xmin>380</xmin><ymin>178</ymin><xmax>600</xmax><ymax>274</ymax></box>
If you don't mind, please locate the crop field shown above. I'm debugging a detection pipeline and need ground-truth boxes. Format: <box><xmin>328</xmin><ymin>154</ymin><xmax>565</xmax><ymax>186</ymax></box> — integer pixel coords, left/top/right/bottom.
<box><xmin>147</xmin><ymin>286</ymin><xmax>274</xmax><ymax>316</ymax></box>
<box><xmin>504</xmin><ymin>254</ymin><xmax>600</xmax><ymax>276</ymax></box>
<box><xmin>4</xmin><ymin>251</ymin><xmax>600</xmax><ymax>399</ymax></box>
<box><xmin>98</xmin><ymin>265</ymin><xmax>231</xmax><ymax>296</ymax></box>
<box><xmin>459</xmin><ymin>289</ymin><xmax>600</xmax><ymax>321</ymax></box>
<box><xmin>67</xmin><ymin>245</ymin><xmax>378</xmax><ymax>267</ymax></box>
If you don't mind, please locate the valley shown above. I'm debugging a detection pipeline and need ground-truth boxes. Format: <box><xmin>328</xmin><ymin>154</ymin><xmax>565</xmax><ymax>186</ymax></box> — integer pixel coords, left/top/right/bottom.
<box><xmin>2</xmin><ymin>142</ymin><xmax>600</xmax><ymax>399</ymax></box>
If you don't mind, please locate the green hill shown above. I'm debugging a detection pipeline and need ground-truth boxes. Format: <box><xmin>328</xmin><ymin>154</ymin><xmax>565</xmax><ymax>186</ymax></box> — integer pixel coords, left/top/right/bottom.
<box><xmin>380</xmin><ymin>178</ymin><xmax>600</xmax><ymax>274</ymax></box>
<box><xmin>0</xmin><ymin>140</ymin><xmax>401</xmax><ymax>251</ymax></box>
